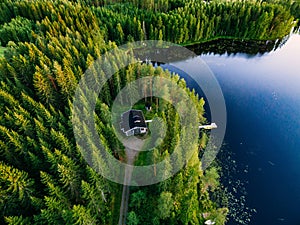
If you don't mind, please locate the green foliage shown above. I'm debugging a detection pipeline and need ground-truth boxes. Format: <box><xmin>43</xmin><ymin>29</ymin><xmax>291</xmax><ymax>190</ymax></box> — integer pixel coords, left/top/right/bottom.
<box><xmin>208</xmin><ymin>207</ymin><xmax>229</xmax><ymax>225</ymax></box>
<box><xmin>5</xmin><ymin>215</ymin><xmax>31</xmax><ymax>225</ymax></box>
<box><xmin>0</xmin><ymin>47</ymin><xmax>6</xmax><ymax>57</ymax></box>
<box><xmin>93</xmin><ymin>0</ymin><xmax>296</xmax><ymax>45</ymax></box>
<box><xmin>0</xmin><ymin>16</ymin><xmax>34</xmax><ymax>46</ymax></box>
<box><xmin>0</xmin><ymin>162</ymin><xmax>35</xmax><ymax>219</ymax></box>
<box><xmin>71</xmin><ymin>205</ymin><xmax>97</xmax><ymax>225</ymax></box>
<box><xmin>202</xmin><ymin>167</ymin><xmax>220</xmax><ymax>192</ymax></box>
<box><xmin>127</xmin><ymin>211</ymin><xmax>139</xmax><ymax>225</ymax></box>
<box><xmin>157</xmin><ymin>192</ymin><xmax>174</xmax><ymax>219</ymax></box>
<box><xmin>0</xmin><ymin>0</ymin><xmax>296</xmax><ymax>224</ymax></box>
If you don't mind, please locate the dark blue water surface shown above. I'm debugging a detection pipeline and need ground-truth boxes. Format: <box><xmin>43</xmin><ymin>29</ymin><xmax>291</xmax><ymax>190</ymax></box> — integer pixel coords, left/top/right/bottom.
<box><xmin>173</xmin><ymin>34</ymin><xmax>300</xmax><ymax>224</ymax></box>
<box><xmin>204</xmin><ymin>34</ymin><xmax>300</xmax><ymax>225</ymax></box>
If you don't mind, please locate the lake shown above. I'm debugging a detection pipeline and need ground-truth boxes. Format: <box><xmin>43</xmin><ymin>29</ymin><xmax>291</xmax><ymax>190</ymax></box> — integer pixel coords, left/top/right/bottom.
<box><xmin>168</xmin><ymin>34</ymin><xmax>300</xmax><ymax>224</ymax></box>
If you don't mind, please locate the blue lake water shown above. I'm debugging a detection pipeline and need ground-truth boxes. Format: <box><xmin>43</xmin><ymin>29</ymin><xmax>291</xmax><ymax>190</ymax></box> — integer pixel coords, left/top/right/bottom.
<box><xmin>170</xmin><ymin>34</ymin><xmax>300</xmax><ymax>224</ymax></box>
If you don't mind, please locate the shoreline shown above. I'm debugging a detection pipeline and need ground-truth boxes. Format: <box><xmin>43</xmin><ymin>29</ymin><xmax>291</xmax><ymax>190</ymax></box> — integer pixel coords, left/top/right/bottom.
<box><xmin>180</xmin><ymin>35</ymin><xmax>280</xmax><ymax>47</ymax></box>
<box><xmin>180</xmin><ymin>24</ymin><xmax>300</xmax><ymax>48</ymax></box>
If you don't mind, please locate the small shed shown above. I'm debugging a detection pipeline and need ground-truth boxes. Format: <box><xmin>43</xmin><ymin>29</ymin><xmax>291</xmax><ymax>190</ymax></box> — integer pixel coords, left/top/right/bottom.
<box><xmin>120</xmin><ymin>110</ymin><xmax>148</xmax><ymax>136</ymax></box>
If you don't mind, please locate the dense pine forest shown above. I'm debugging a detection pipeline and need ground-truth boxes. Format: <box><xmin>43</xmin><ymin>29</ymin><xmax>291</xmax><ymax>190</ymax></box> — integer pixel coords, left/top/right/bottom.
<box><xmin>0</xmin><ymin>0</ymin><xmax>299</xmax><ymax>224</ymax></box>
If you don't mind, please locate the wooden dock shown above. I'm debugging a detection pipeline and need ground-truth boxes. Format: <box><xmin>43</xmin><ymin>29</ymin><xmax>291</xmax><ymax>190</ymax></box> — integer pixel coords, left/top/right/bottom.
<box><xmin>199</xmin><ymin>123</ymin><xmax>217</xmax><ymax>130</ymax></box>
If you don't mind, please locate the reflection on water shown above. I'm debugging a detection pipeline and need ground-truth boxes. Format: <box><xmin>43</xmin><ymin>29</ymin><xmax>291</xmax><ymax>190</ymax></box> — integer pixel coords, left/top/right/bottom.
<box><xmin>171</xmin><ymin>34</ymin><xmax>300</xmax><ymax>225</ymax></box>
<box><xmin>186</xmin><ymin>37</ymin><xmax>284</xmax><ymax>57</ymax></box>
<box><xmin>202</xmin><ymin>34</ymin><xmax>300</xmax><ymax>225</ymax></box>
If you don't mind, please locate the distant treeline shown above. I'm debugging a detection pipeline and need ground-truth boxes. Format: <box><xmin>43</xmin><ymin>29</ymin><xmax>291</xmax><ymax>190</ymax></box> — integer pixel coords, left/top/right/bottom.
<box><xmin>0</xmin><ymin>0</ymin><xmax>298</xmax><ymax>47</ymax></box>
<box><xmin>93</xmin><ymin>0</ymin><xmax>296</xmax><ymax>44</ymax></box>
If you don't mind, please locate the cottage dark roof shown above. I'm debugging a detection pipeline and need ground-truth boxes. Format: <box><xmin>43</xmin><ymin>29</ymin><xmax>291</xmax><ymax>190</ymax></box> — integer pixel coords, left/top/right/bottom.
<box><xmin>120</xmin><ymin>110</ymin><xmax>147</xmax><ymax>132</ymax></box>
